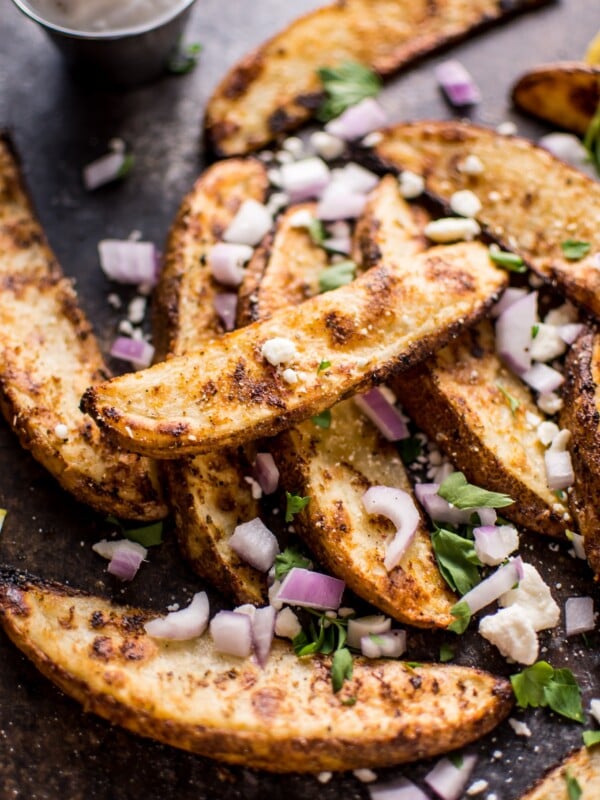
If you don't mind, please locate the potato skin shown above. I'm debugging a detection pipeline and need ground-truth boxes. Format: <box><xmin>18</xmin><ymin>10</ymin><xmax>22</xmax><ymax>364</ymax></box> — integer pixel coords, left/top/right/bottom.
<box><xmin>0</xmin><ymin>568</ymin><xmax>514</xmax><ymax>773</ymax></box>
<box><xmin>521</xmin><ymin>745</ymin><xmax>600</xmax><ymax>800</ymax></box>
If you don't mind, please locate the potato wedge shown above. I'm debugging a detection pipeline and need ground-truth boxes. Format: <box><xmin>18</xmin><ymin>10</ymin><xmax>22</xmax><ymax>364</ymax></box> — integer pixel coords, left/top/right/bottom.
<box><xmin>0</xmin><ymin>134</ymin><xmax>165</xmax><ymax>521</ymax></box>
<box><xmin>81</xmin><ymin>241</ymin><xmax>507</xmax><ymax>458</ymax></box>
<box><xmin>512</xmin><ymin>62</ymin><xmax>600</xmax><ymax>135</ymax></box>
<box><xmin>393</xmin><ymin>320</ymin><xmax>567</xmax><ymax>538</ymax></box>
<box><xmin>155</xmin><ymin>159</ymin><xmax>270</xmax><ymax>604</ymax></box>
<box><xmin>560</xmin><ymin>327</ymin><xmax>600</xmax><ymax>573</ymax></box>
<box><xmin>520</xmin><ymin>746</ymin><xmax>600</xmax><ymax>799</ymax></box>
<box><xmin>205</xmin><ymin>0</ymin><xmax>550</xmax><ymax>156</ymax></box>
<box><xmin>372</xmin><ymin>120</ymin><xmax>600</xmax><ymax>318</ymax></box>
<box><xmin>0</xmin><ymin>567</ymin><xmax>514</xmax><ymax>772</ymax></box>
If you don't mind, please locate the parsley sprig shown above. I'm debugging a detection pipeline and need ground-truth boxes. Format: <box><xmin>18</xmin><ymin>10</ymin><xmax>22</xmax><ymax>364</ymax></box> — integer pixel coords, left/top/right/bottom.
<box><xmin>561</xmin><ymin>239</ymin><xmax>591</xmax><ymax>261</ymax></box>
<box><xmin>438</xmin><ymin>471</ymin><xmax>513</xmax><ymax>510</ymax></box>
<box><xmin>285</xmin><ymin>492</ymin><xmax>310</xmax><ymax>523</ymax></box>
<box><xmin>318</xmin><ymin>260</ymin><xmax>357</xmax><ymax>292</ymax></box>
<box><xmin>511</xmin><ymin>661</ymin><xmax>584</xmax><ymax>722</ymax></box>
<box><xmin>316</xmin><ymin>61</ymin><xmax>382</xmax><ymax>122</ymax></box>
<box><xmin>431</xmin><ymin>526</ymin><xmax>482</xmax><ymax>596</ymax></box>
<box><xmin>293</xmin><ymin>610</ymin><xmax>353</xmax><ymax>692</ymax></box>
<box><xmin>274</xmin><ymin>546</ymin><xmax>312</xmax><ymax>581</ymax></box>
<box><xmin>584</xmin><ymin>99</ymin><xmax>600</xmax><ymax>176</ymax></box>
<box><xmin>106</xmin><ymin>515</ymin><xmax>163</xmax><ymax>547</ymax></box>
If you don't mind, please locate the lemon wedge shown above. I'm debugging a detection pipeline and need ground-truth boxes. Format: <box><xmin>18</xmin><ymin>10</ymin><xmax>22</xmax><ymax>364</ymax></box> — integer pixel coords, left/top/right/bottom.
<box><xmin>585</xmin><ymin>30</ymin><xmax>600</xmax><ymax>65</ymax></box>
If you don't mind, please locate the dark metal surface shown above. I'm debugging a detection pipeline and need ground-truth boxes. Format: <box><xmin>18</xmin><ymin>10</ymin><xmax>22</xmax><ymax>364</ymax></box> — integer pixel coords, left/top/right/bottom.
<box><xmin>1</xmin><ymin>1</ymin><xmax>599</xmax><ymax>797</ymax></box>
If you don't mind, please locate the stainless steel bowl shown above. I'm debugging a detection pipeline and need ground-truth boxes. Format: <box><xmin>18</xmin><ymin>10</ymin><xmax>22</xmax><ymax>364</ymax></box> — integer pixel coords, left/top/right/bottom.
<box><xmin>9</xmin><ymin>0</ymin><xmax>198</xmax><ymax>87</ymax></box>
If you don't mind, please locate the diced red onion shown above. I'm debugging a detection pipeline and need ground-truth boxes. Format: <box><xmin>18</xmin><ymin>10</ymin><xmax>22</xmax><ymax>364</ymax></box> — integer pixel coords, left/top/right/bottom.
<box><xmin>275</xmin><ymin>567</ymin><xmax>345</xmax><ymax>610</ymax></box>
<box><xmin>213</xmin><ymin>293</ymin><xmax>238</xmax><ymax>331</ymax></box>
<box><xmin>333</xmin><ymin>163</ymin><xmax>379</xmax><ymax>194</ymax></box>
<box><xmin>83</xmin><ymin>151</ymin><xmax>129</xmax><ymax>190</ymax></box>
<box><xmin>558</xmin><ymin>323</ymin><xmax>584</xmax><ymax>344</ymax></box>
<box><xmin>435</xmin><ymin>59</ymin><xmax>481</xmax><ymax>107</ymax></box>
<box><xmin>521</xmin><ymin>363</ymin><xmax>564</xmax><ymax>394</ymax></box>
<box><xmin>98</xmin><ymin>240</ymin><xmax>158</xmax><ymax>286</ymax></box>
<box><xmin>496</xmin><ymin>291</ymin><xmax>537</xmax><ymax>374</ymax></box>
<box><xmin>476</xmin><ymin>507</ymin><xmax>497</xmax><ymax>526</ymax></box>
<box><xmin>110</xmin><ymin>336</ymin><xmax>155</xmax><ymax>368</ymax></box>
<box><xmin>209</xmin><ymin>242</ymin><xmax>253</xmax><ymax>287</ymax></box>
<box><xmin>145</xmin><ymin>592</ymin><xmax>209</xmax><ymax>640</ymax></box>
<box><xmin>229</xmin><ymin>518</ymin><xmax>280</xmax><ymax>572</ymax></box>
<box><xmin>252</xmin><ymin>452</ymin><xmax>280</xmax><ymax>495</ymax></box>
<box><xmin>473</xmin><ymin>525</ymin><xmax>519</xmax><ymax>566</ymax></box>
<box><xmin>565</xmin><ymin>596</ymin><xmax>595</xmax><ymax>637</ymax></box>
<box><xmin>354</xmin><ymin>388</ymin><xmax>409</xmax><ymax>441</ymax></box>
<box><xmin>369</xmin><ymin>777</ymin><xmax>429</xmax><ymax>800</ymax></box>
<box><xmin>92</xmin><ymin>539</ymin><xmax>147</xmax><ymax>581</ymax></box>
<box><xmin>361</xmin><ymin>629</ymin><xmax>406</xmax><ymax>659</ymax></box>
<box><xmin>545</xmin><ymin>449</ymin><xmax>574</xmax><ymax>490</ymax></box>
<box><xmin>252</xmin><ymin>605</ymin><xmax>276</xmax><ymax>666</ymax></box>
<box><xmin>362</xmin><ymin>486</ymin><xmax>420</xmax><ymax>570</ymax></box>
<box><xmin>223</xmin><ymin>200</ymin><xmax>273</xmax><ymax>246</ymax></box>
<box><xmin>316</xmin><ymin>183</ymin><xmax>367</xmax><ymax>221</ymax></box>
<box><xmin>210</xmin><ymin>610</ymin><xmax>253</xmax><ymax>657</ymax></box>
<box><xmin>415</xmin><ymin>484</ymin><xmax>470</xmax><ymax>525</ymax></box>
<box><xmin>461</xmin><ymin>557</ymin><xmax>524</xmax><ymax>615</ymax></box>
<box><xmin>323</xmin><ymin>236</ymin><xmax>352</xmax><ymax>254</ymax></box>
<box><xmin>325</xmin><ymin>97</ymin><xmax>388</xmax><ymax>141</ymax></box>
<box><xmin>424</xmin><ymin>754</ymin><xmax>477</xmax><ymax>800</ymax></box>
<box><xmin>491</xmin><ymin>287</ymin><xmax>528</xmax><ymax>318</ymax></box>
<box><xmin>279</xmin><ymin>157</ymin><xmax>330</xmax><ymax>202</ymax></box>
<box><xmin>347</xmin><ymin>615</ymin><xmax>391</xmax><ymax>649</ymax></box>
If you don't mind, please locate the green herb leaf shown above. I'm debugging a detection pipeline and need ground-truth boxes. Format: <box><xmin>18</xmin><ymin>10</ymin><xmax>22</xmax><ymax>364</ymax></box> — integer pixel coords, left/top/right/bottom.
<box><xmin>308</xmin><ymin>218</ymin><xmax>326</xmax><ymax>245</ymax></box>
<box><xmin>496</xmin><ymin>382</ymin><xmax>521</xmax><ymax>416</ymax></box>
<box><xmin>565</xmin><ymin>770</ymin><xmax>583</xmax><ymax>800</ymax></box>
<box><xmin>583</xmin><ymin>730</ymin><xmax>600</xmax><ymax>748</ymax></box>
<box><xmin>311</xmin><ymin>409</ymin><xmax>332</xmax><ymax>428</ymax></box>
<box><xmin>274</xmin><ymin>546</ymin><xmax>312</xmax><ymax>581</ymax></box>
<box><xmin>116</xmin><ymin>153</ymin><xmax>135</xmax><ymax>179</ymax></box>
<box><xmin>488</xmin><ymin>248</ymin><xmax>526</xmax><ymax>272</ymax></box>
<box><xmin>318</xmin><ymin>260</ymin><xmax>357</xmax><ymax>293</ymax></box>
<box><xmin>167</xmin><ymin>42</ymin><xmax>203</xmax><ymax>74</ymax></box>
<box><xmin>285</xmin><ymin>492</ymin><xmax>310</xmax><ymax>523</ymax></box>
<box><xmin>511</xmin><ymin>660</ymin><xmax>554</xmax><ymax>708</ymax></box>
<box><xmin>331</xmin><ymin>647</ymin><xmax>354</xmax><ymax>692</ymax></box>
<box><xmin>448</xmin><ymin>752</ymin><xmax>464</xmax><ymax>769</ymax></box>
<box><xmin>341</xmin><ymin>696</ymin><xmax>357</xmax><ymax>706</ymax></box>
<box><xmin>531</xmin><ymin>324</ymin><xmax>540</xmax><ymax>339</ymax></box>
<box><xmin>561</xmin><ymin>239</ymin><xmax>592</xmax><ymax>261</ymax></box>
<box><xmin>583</xmin><ymin>99</ymin><xmax>600</xmax><ymax>176</ymax></box>
<box><xmin>124</xmin><ymin>521</ymin><xmax>164</xmax><ymax>547</ymax></box>
<box><xmin>431</xmin><ymin>529</ymin><xmax>482</xmax><ymax>596</ymax></box>
<box><xmin>438</xmin><ymin>471</ymin><xmax>513</xmax><ymax>510</ymax></box>
<box><xmin>511</xmin><ymin>661</ymin><xmax>584</xmax><ymax>722</ymax></box>
<box><xmin>448</xmin><ymin>600</ymin><xmax>472</xmax><ymax>634</ymax></box>
<box><xmin>317</xmin><ymin>360</ymin><xmax>331</xmax><ymax>373</ymax></box>
<box><xmin>398</xmin><ymin>436</ymin><xmax>422</xmax><ymax>465</ymax></box>
<box><xmin>440</xmin><ymin>643</ymin><xmax>455</xmax><ymax>662</ymax></box>
<box><xmin>316</xmin><ymin>60</ymin><xmax>382</xmax><ymax>122</ymax></box>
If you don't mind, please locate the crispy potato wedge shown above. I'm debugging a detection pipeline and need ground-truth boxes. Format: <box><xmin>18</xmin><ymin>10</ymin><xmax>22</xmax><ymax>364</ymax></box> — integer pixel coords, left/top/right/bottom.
<box><xmin>512</xmin><ymin>62</ymin><xmax>600</xmax><ymax>135</ymax></box>
<box><xmin>560</xmin><ymin>327</ymin><xmax>600</xmax><ymax>573</ymax></box>
<box><xmin>372</xmin><ymin>120</ymin><xmax>600</xmax><ymax>318</ymax></box>
<box><xmin>154</xmin><ymin>159</ymin><xmax>270</xmax><ymax>604</ymax></box>
<box><xmin>0</xmin><ymin>567</ymin><xmax>514</xmax><ymax>772</ymax></box>
<box><xmin>520</xmin><ymin>746</ymin><xmax>600</xmax><ymax>799</ymax></box>
<box><xmin>81</xmin><ymin>241</ymin><xmax>507</xmax><ymax>458</ymax></box>
<box><xmin>393</xmin><ymin>320</ymin><xmax>567</xmax><ymax>538</ymax></box>
<box><xmin>205</xmin><ymin>0</ymin><xmax>549</xmax><ymax>156</ymax></box>
<box><xmin>0</xmin><ymin>134</ymin><xmax>165</xmax><ymax>521</ymax></box>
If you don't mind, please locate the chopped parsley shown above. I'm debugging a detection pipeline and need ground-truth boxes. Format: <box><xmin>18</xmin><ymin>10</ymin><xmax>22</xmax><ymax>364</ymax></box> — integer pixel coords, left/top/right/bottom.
<box><xmin>311</xmin><ymin>409</ymin><xmax>332</xmax><ymax>428</ymax></box>
<box><xmin>488</xmin><ymin>248</ymin><xmax>526</xmax><ymax>272</ymax></box>
<box><xmin>565</xmin><ymin>770</ymin><xmax>582</xmax><ymax>800</ymax></box>
<box><xmin>318</xmin><ymin>260</ymin><xmax>357</xmax><ymax>292</ymax></box>
<box><xmin>511</xmin><ymin>661</ymin><xmax>584</xmax><ymax>722</ymax></box>
<box><xmin>316</xmin><ymin>60</ymin><xmax>382</xmax><ymax>122</ymax></box>
<box><xmin>431</xmin><ymin>528</ymin><xmax>482</xmax><ymax>596</ymax></box>
<box><xmin>116</xmin><ymin>153</ymin><xmax>135</xmax><ymax>179</ymax></box>
<box><xmin>293</xmin><ymin>610</ymin><xmax>353</xmax><ymax>692</ymax></box>
<box><xmin>531</xmin><ymin>324</ymin><xmax>540</xmax><ymax>339</ymax></box>
<box><xmin>274</xmin><ymin>546</ymin><xmax>312</xmax><ymax>581</ymax></box>
<box><xmin>107</xmin><ymin>515</ymin><xmax>163</xmax><ymax>547</ymax></box>
<box><xmin>496</xmin><ymin>382</ymin><xmax>521</xmax><ymax>416</ymax></box>
<box><xmin>438</xmin><ymin>471</ymin><xmax>513</xmax><ymax>510</ymax></box>
<box><xmin>583</xmin><ymin>730</ymin><xmax>600</xmax><ymax>748</ymax></box>
<box><xmin>583</xmin><ymin>99</ymin><xmax>600</xmax><ymax>176</ymax></box>
<box><xmin>561</xmin><ymin>239</ymin><xmax>591</xmax><ymax>261</ymax></box>
<box><xmin>167</xmin><ymin>42</ymin><xmax>203</xmax><ymax>74</ymax></box>
<box><xmin>317</xmin><ymin>360</ymin><xmax>331</xmax><ymax>373</ymax></box>
<box><xmin>448</xmin><ymin>599</ymin><xmax>472</xmax><ymax>634</ymax></box>
<box><xmin>398</xmin><ymin>435</ymin><xmax>422</xmax><ymax>465</ymax></box>
<box><xmin>285</xmin><ymin>492</ymin><xmax>310</xmax><ymax>522</ymax></box>
<box><xmin>308</xmin><ymin>218</ymin><xmax>326</xmax><ymax>246</ymax></box>
<box><xmin>448</xmin><ymin>752</ymin><xmax>464</xmax><ymax>769</ymax></box>
<box><xmin>440</xmin><ymin>643</ymin><xmax>455</xmax><ymax>662</ymax></box>
<box><xmin>331</xmin><ymin>647</ymin><xmax>354</xmax><ymax>693</ymax></box>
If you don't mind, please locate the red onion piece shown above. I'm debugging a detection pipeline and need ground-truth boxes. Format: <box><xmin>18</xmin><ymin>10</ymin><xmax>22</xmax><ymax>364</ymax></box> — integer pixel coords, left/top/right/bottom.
<box><xmin>360</xmin><ymin>630</ymin><xmax>406</xmax><ymax>659</ymax></box>
<box><xmin>353</xmin><ymin>387</ymin><xmax>409</xmax><ymax>441</ymax></box>
<box><xmin>210</xmin><ymin>610</ymin><xmax>253</xmax><ymax>658</ymax></box>
<box><xmin>565</xmin><ymin>596</ymin><xmax>595</xmax><ymax>637</ymax></box>
<box><xmin>347</xmin><ymin>615</ymin><xmax>391</xmax><ymax>649</ymax></box>
<box><xmin>83</xmin><ymin>151</ymin><xmax>128</xmax><ymax>191</ymax></box>
<box><xmin>415</xmin><ymin>484</ymin><xmax>470</xmax><ymax>525</ymax></box>
<box><xmin>545</xmin><ymin>449</ymin><xmax>574</xmax><ymax>490</ymax></box>
<box><xmin>435</xmin><ymin>59</ymin><xmax>481</xmax><ymax>107</ymax></box>
<box><xmin>252</xmin><ymin>605</ymin><xmax>276</xmax><ymax>666</ymax></box>
<box><xmin>98</xmin><ymin>240</ymin><xmax>158</xmax><ymax>286</ymax></box>
<box><xmin>323</xmin><ymin>235</ymin><xmax>352</xmax><ymax>254</ymax></box>
<box><xmin>424</xmin><ymin>754</ymin><xmax>477</xmax><ymax>800</ymax></box>
<box><xmin>229</xmin><ymin>518</ymin><xmax>279</xmax><ymax>572</ymax></box>
<box><xmin>461</xmin><ymin>557</ymin><xmax>524</xmax><ymax>615</ymax></box>
<box><xmin>491</xmin><ymin>287</ymin><xmax>527</xmax><ymax>318</ymax></box>
<box><xmin>521</xmin><ymin>363</ymin><xmax>564</xmax><ymax>394</ymax></box>
<box><xmin>477</xmin><ymin>507</ymin><xmax>497</xmax><ymax>527</ymax></box>
<box><xmin>110</xmin><ymin>336</ymin><xmax>155</xmax><ymax>368</ymax></box>
<box><xmin>275</xmin><ymin>567</ymin><xmax>345</xmax><ymax>610</ymax></box>
<box><xmin>473</xmin><ymin>525</ymin><xmax>519</xmax><ymax>566</ymax></box>
<box><xmin>279</xmin><ymin>157</ymin><xmax>330</xmax><ymax>202</ymax></box>
<box><xmin>223</xmin><ymin>199</ymin><xmax>273</xmax><ymax>246</ymax></box>
<box><xmin>333</xmin><ymin>163</ymin><xmax>379</xmax><ymax>194</ymax></box>
<box><xmin>316</xmin><ymin>183</ymin><xmax>367</xmax><ymax>221</ymax></box>
<box><xmin>369</xmin><ymin>777</ymin><xmax>429</xmax><ymax>800</ymax></box>
<box><xmin>495</xmin><ymin>291</ymin><xmax>537</xmax><ymax>374</ymax></box>
<box><xmin>362</xmin><ymin>486</ymin><xmax>420</xmax><ymax>570</ymax></box>
<box><xmin>325</xmin><ymin>97</ymin><xmax>388</xmax><ymax>141</ymax></box>
<box><xmin>213</xmin><ymin>292</ymin><xmax>238</xmax><ymax>331</ymax></box>
<box><xmin>145</xmin><ymin>592</ymin><xmax>209</xmax><ymax>641</ymax></box>
<box><xmin>558</xmin><ymin>323</ymin><xmax>584</xmax><ymax>344</ymax></box>
<box><xmin>252</xmin><ymin>452</ymin><xmax>280</xmax><ymax>495</ymax></box>
<box><xmin>209</xmin><ymin>242</ymin><xmax>253</xmax><ymax>286</ymax></box>
<box><xmin>92</xmin><ymin>539</ymin><xmax>147</xmax><ymax>582</ymax></box>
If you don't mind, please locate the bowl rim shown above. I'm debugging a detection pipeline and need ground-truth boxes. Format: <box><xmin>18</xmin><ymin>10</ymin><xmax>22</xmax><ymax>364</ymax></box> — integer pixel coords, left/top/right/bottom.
<box><xmin>9</xmin><ymin>0</ymin><xmax>197</xmax><ymax>40</ymax></box>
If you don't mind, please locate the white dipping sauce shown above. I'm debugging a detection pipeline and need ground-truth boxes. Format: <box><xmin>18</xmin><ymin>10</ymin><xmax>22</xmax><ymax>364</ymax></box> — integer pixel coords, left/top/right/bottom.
<box><xmin>25</xmin><ymin>0</ymin><xmax>186</xmax><ymax>32</ymax></box>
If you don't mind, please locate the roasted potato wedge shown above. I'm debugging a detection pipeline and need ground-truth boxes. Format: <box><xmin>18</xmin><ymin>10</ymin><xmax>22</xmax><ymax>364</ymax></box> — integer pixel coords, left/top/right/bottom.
<box><xmin>373</xmin><ymin>120</ymin><xmax>600</xmax><ymax>318</ymax></box>
<box><xmin>81</xmin><ymin>241</ymin><xmax>507</xmax><ymax>458</ymax></box>
<box><xmin>393</xmin><ymin>320</ymin><xmax>568</xmax><ymax>538</ymax></box>
<box><xmin>155</xmin><ymin>159</ymin><xmax>270</xmax><ymax>604</ymax></box>
<box><xmin>512</xmin><ymin>62</ymin><xmax>600</xmax><ymax>135</ymax></box>
<box><xmin>0</xmin><ymin>134</ymin><xmax>165</xmax><ymax>521</ymax></box>
<box><xmin>205</xmin><ymin>0</ymin><xmax>549</xmax><ymax>156</ymax></box>
<box><xmin>560</xmin><ymin>327</ymin><xmax>600</xmax><ymax>573</ymax></box>
<box><xmin>0</xmin><ymin>567</ymin><xmax>514</xmax><ymax>772</ymax></box>
<box><xmin>520</xmin><ymin>746</ymin><xmax>600</xmax><ymax>799</ymax></box>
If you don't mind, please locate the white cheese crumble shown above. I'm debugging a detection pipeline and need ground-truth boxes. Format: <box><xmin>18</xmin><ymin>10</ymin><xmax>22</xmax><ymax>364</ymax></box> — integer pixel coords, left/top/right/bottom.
<box><xmin>529</xmin><ymin>323</ymin><xmax>566</xmax><ymax>362</ymax></box>
<box><xmin>288</xmin><ymin>209</ymin><xmax>314</xmax><ymax>229</ymax></box>
<box><xmin>459</xmin><ymin>154</ymin><xmax>485</xmax><ymax>176</ymax></box>
<box><xmin>353</xmin><ymin>769</ymin><xmax>377</xmax><ymax>783</ymax></box>
<box><xmin>424</xmin><ymin>216</ymin><xmax>481</xmax><ymax>243</ymax></box>
<box><xmin>449</xmin><ymin>189</ymin><xmax>482</xmax><ymax>218</ymax></box>
<box><xmin>508</xmin><ymin>718</ymin><xmax>532</xmax><ymax>737</ymax></box>
<box><xmin>497</xmin><ymin>121</ymin><xmax>517</xmax><ymax>136</ymax></box>
<box><xmin>282</xmin><ymin>368</ymin><xmax>299</xmax><ymax>384</ymax></box>
<box><xmin>398</xmin><ymin>170</ymin><xmax>425</xmax><ymax>199</ymax></box>
<box><xmin>266</xmin><ymin>192</ymin><xmax>289</xmax><ymax>215</ymax></box>
<box><xmin>282</xmin><ymin>136</ymin><xmax>305</xmax><ymax>158</ymax></box>
<box><xmin>549</xmin><ymin>429</ymin><xmax>571</xmax><ymax>452</ymax></box>
<box><xmin>544</xmin><ymin>302</ymin><xmax>578</xmax><ymax>327</ymax></box>
<box><xmin>537</xmin><ymin>421</ymin><xmax>560</xmax><ymax>447</ymax></box>
<box><xmin>479</xmin><ymin>606</ymin><xmax>539</xmax><ymax>664</ymax></box>
<box><xmin>261</xmin><ymin>337</ymin><xmax>297</xmax><ymax>366</ymax></box>
<box><xmin>466</xmin><ymin>779</ymin><xmax>489</xmax><ymax>796</ymax></box>
<box><xmin>309</xmin><ymin>131</ymin><xmax>345</xmax><ymax>160</ymax></box>
<box><xmin>474</xmin><ymin>525</ymin><xmax>519</xmax><ymax>566</ymax></box>
<box><xmin>275</xmin><ymin>607</ymin><xmax>302</xmax><ymax>639</ymax></box>
<box><xmin>361</xmin><ymin>131</ymin><xmax>384</xmax><ymax>147</ymax></box>
<box><xmin>317</xmin><ymin>772</ymin><xmax>333</xmax><ymax>784</ymax></box>
<box><xmin>499</xmin><ymin>563</ymin><xmax>560</xmax><ymax>631</ymax></box>
<box><xmin>54</xmin><ymin>423</ymin><xmax>69</xmax><ymax>440</ymax></box>
<box><xmin>590</xmin><ymin>698</ymin><xmax>600</xmax><ymax>724</ymax></box>
<box><xmin>243</xmin><ymin>476</ymin><xmax>263</xmax><ymax>500</ymax></box>
<box><xmin>537</xmin><ymin>391</ymin><xmax>563</xmax><ymax>415</ymax></box>
<box><xmin>128</xmin><ymin>296</ymin><xmax>146</xmax><ymax>325</ymax></box>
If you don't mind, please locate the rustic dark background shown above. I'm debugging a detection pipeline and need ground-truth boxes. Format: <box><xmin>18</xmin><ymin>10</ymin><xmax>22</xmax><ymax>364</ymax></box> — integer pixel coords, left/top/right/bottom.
<box><xmin>1</xmin><ymin>0</ymin><xmax>600</xmax><ymax>797</ymax></box>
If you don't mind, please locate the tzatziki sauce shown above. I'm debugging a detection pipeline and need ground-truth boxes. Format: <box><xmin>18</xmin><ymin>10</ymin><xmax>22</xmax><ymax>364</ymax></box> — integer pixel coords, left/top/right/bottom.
<box><xmin>23</xmin><ymin>0</ymin><xmax>188</xmax><ymax>32</ymax></box>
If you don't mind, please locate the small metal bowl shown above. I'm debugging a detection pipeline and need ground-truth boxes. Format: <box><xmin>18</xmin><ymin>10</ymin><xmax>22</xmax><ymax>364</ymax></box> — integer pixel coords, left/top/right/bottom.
<box><xmin>10</xmin><ymin>0</ymin><xmax>198</xmax><ymax>87</ymax></box>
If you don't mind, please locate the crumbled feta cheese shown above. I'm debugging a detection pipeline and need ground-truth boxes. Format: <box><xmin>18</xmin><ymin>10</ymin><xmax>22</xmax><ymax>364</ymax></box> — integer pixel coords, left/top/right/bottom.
<box><xmin>398</xmin><ymin>170</ymin><xmax>425</xmax><ymax>199</ymax></box>
<box><xmin>424</xmin><ymin>217</ymin><xmax>481</xmax><ymax>243</ymax></box>
<box><xmin>545</xmin><ymin>302</ymin><xmax>578</xmax><ymax>327</ymax></box>
<box><xmin>128</xmin><ymin>296</ymin><xmax>146</xmax><ymax>325</ymax></box>
<box><xmin>459</xmin><ymin>154</ymin><xmax>485</xmax><ymax>176</ymax></box>
<box><xmin>361</xmin><ymin>131</ymin><xmax>384</xmax><ymax>147</ymax></box>
<box><xmin>54</xmin><ymin>423</ymin><xmax>69</xmax><ymax>440</ymax></box>
<box><xmin>479</xmin><ymin>606</ymin><xmax>539</xmax><ymax>664</ymax></box>
<box><xmin>268</xmin><ymin>580</ymin><xmax>283</xmax><ymax>611</ymax></box>
<box><xmin>530</xmin><ymin>323</ymin><xmax>567</xmax><ymax>362</ymax></box>
<box><xmin>449</xmin><ymin>189</ymin><xmax>482</xmax><ymax>218</ymax></box>
<box><xmin>337</xmin><ymin>606</ymin><xmax>356</xmax><ymax>618</ymax></box>
<box><xmin>353</xmin><ymin>769</ymin><xmax>377</xmax><ymax>783</ymax></box>
<box><xmin>266</xmin><ymin>192</ymin><xmax>289</xmax><ymax>215</ymax></box>
<box><xmin>261</xmin><ymin>337</ymin><xmax>297</xmax><ymax>366</ymax></box>
<box><xmin>310</xmin><ymin>131</ymin><xmax>345</xmax><ymax>160</ymax></box>
<box><xmin>475</xmin><ymin>525</ymin><xmax>519</xmax><ymax>566</ymax></box>
<box><xmin>267</xmin><ymin>167</ymin><xmax>283</xmax><ymax>187</ymax></box>
<box><xmin>234</xmin><ymin>603</ymin><xmax>257</xmax><ymax>618</ymax></box>
<box><xmin>508</xmin><ymin>718</ymin><xmax>532</xmax><ymax>737</ymax></box>
<box><xmin>466</xmin><ymin>779</ymin><xmax>489</xmax><ymax>796</ymax></box>
<box><xmin>119</xmin><ymin>319</ymin><xmax>134</xmax><ymax>336</ymax></box>
<box><xmin>499</xmin><ymin>563</ymin><xmax>560</xmax><ymax>631</ymax></box>
<box><xmin>282</xmin><ymin>136</ymin><xmax>305</xmax><ymax>158</ymax></box>
<box><xmin>317</xmin><ymin>772</ymin><xmax>333</xmax><ymax>784</ymax></box>
<box><xmin>274</xmin><ymin>608</ymin><xmax>302</xmax><ymax>639</ymax></box>
<box><xmin>526</xmin><ymin>411</ymin><xmax>543</xmax><ymax>429</ymax></box>
<box><xmin>497</xmin><ymin>121</ymin><xmax>517</xmax><ymax>136</ymax></box>
<box><xmin>107</xmin><ymin>292</ymin><xmax>122</xmax><ymax>309</ymax></box>
<box><xmin>590</xmin><ymin>698</ymin><xmax>600</xmax><ymax>724</ymax></box>
<box><xmin>537</xmin><ymin>421</ymin><xmax>560</xmax><ymax>447</ymax></box>
<box><xmin>282</xmin><ymin>368</ymin><xmax>298</xmax><ymax>384</ymax></box>
<box><xmin>537</xmin><ymin>391</ymin><xmax>563</xmax><ymax>415</ymax></box>
<box><xmin>275</xmin><ymin>150</ymin><xmax>293</xmax><ymax>164</ymax></box>
<box><xmin>244</xmin><ymin>476</ymin><xmax>263</xmax><ymax>500</ymax></box>
<box><xmin>288</xmin><ymin>209</ymin><xmax>314</xmax><ymax>229</ymax></box>
<box><xmin>549</xmin><ymin>428</ymin><xmax>570</xmax><ymax>452</ymax></box>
